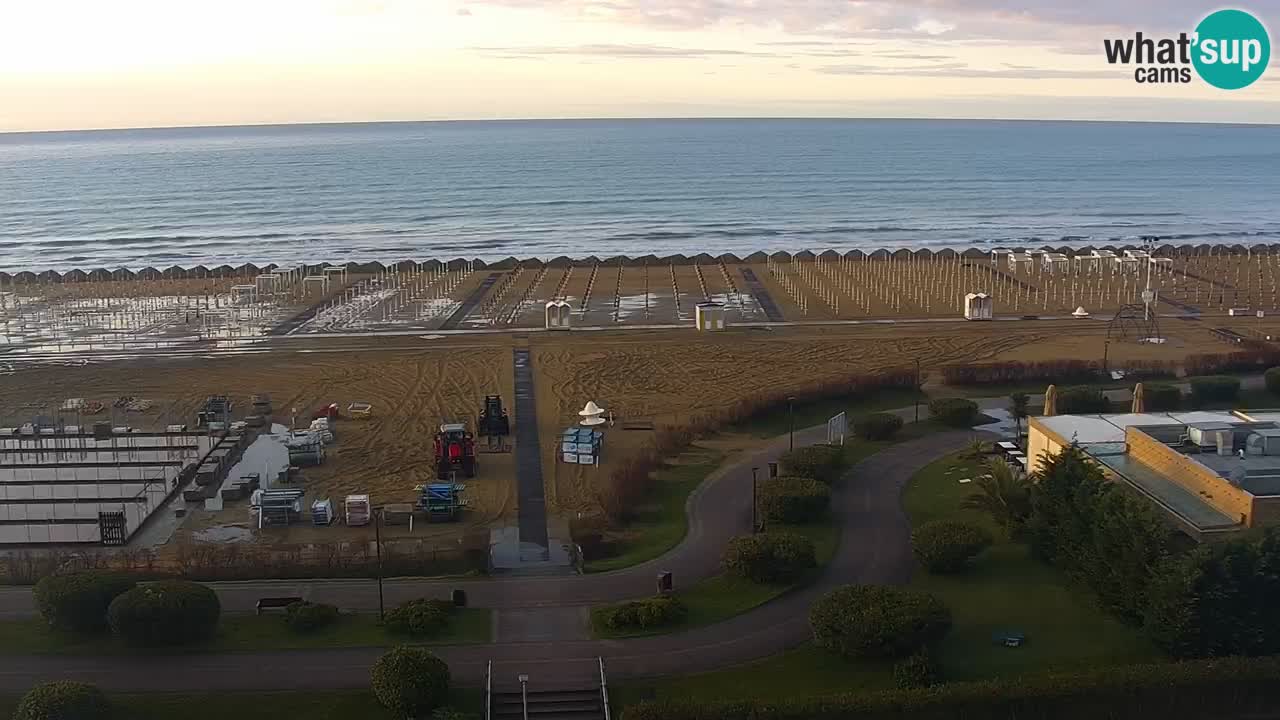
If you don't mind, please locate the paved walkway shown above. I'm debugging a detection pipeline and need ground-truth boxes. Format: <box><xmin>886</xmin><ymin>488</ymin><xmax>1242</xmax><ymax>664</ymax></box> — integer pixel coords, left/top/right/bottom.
<box><xmin>0</xmin><ymin>427</ymin><xmax>982</xmax><ymax>692</ymax></box>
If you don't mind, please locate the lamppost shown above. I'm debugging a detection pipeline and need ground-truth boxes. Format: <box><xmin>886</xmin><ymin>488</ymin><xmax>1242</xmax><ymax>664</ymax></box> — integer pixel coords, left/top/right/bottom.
<box><xmin>374</xmin><ymin>507</ymin><xmax>386</xmax><ymax>621</ymax></box>
<box><xmin>1103</xmin><ymin>340</ymin><xmax>1111</xmax><ymax>375</ymax></box>
<box><xmin>787</xmin><ymin>396</ymin><xmax>796</xmax><ymax>451</ymax></box>
<box><xmin>914</xmin><ymin>358</ymin><xmax>922</xmax><ymax>424</ymax></box>
<box><xmin>751</xmin><ymin>466</ymin><xmax>759</xmax><ymax>534</ymax></box>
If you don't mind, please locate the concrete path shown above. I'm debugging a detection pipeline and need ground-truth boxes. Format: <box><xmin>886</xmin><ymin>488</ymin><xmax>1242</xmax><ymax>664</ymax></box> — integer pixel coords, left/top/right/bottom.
<box><xmin>0</xmin><ymin>429</ymin><xmax>983</xmax><ymax>691</ymax></box>
<box><xmin>512</xmin><ymin>348</ymin><xmax>550</xmax><ymax>553</ymax></box>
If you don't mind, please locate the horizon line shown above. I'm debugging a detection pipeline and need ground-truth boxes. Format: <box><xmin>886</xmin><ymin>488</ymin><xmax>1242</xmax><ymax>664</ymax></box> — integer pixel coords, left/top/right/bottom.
<box><xmin>4</xmin><ymin>114</ymin><xmax>1279</xmax><ymax>137</ymax></box>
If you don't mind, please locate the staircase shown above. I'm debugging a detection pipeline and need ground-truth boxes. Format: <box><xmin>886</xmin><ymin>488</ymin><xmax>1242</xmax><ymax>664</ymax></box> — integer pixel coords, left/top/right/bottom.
<box><xmin>486</xmin><ymin>658</ymin><xmax>611</xmax><ymax>720</ymax></box>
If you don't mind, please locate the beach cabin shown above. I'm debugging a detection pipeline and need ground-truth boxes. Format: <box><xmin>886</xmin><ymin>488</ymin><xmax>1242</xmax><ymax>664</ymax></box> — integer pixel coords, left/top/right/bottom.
<box><xmin>1008</xmin><ymin>253</ymin><xmax>1033</xmax><ymax>273</ymax></box>
<box><xmin>230</xmin><ymin>284</ymin><xmax>258</xmax><ymax>304</ymax></box>
<box><xmin>255</xmin><ymin>273</ymin><xmax>281</xmax><ymax>295</ymax></box>
<box><xmin>1114</xmin><ymin>256</ymin><xmax>1141</xmax><ymax>274</ymax></box>
<box><xmin>545</xmin><ymin>300</ymin><xmax>572</xmax><ymax>330</ymax></box>
<box><xmin>303</xmin><ymin>275</ymin><xmax>330</xmax><ymax>295</ymax></box>
<box><xmin>964</xmin><ymin>293</ymin><xmax>994</xmax><ymax>321</ymax></box>
<box><xmin>991</xmin><ymin>249</ymin><xmax>1013</xmax><ymax>267</ymax></box>
<box><xmin>695</xmin><ymin>302</ymin><xmax>725</xmax><ymax>332</ymax></box>
<box><xmin>344</xmin><ymin>494</ymin><xmax>371</xmax><ymax>526</ymax></box>
<box><xmin>1042</xmin><ymin>253</ymin><xmax>1069</xmax><ymax>273</ymax></box>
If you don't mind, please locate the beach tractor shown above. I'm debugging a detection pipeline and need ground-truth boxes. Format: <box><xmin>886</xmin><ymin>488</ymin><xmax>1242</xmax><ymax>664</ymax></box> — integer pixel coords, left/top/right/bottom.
<box><xmin>434</xmin><ymin>422</ymin><xmax>477</xmax><ymax>480</ymax></box>
<box><xmin>478</xmin><ymin>395</ymin><xmax>510</xmax><ymax>437</ymax></box>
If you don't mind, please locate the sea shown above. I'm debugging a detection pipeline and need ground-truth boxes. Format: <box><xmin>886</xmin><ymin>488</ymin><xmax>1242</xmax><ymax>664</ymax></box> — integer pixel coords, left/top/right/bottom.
<box><xmin>1</xmin><ymin>118</ymin><xmax>1278</xmax><ymax>271</ymax></box>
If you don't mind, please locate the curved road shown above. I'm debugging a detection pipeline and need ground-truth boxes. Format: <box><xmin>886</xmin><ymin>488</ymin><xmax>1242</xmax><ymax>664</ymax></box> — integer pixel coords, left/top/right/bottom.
<box><xmin>0</xmin><ymin>426</ymin><xmax>981</xmax><ymax>692</ymax></box>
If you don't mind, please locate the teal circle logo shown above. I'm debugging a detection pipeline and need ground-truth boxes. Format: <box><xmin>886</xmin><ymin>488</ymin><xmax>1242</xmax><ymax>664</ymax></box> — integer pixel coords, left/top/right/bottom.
<box><xmin>1192</xmin><ymin>9</ymin><xmax>1271</xmax><ymax>89</ymax></box>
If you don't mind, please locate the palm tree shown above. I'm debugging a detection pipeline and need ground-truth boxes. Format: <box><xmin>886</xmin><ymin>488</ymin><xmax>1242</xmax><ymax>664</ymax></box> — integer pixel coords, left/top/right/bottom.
<box><xmin>1009</xmin><ymin>392</ymin><xmax>1030</xmax><ymax>444</ymax></box>
<box><xmin>962</xmin><ymin>459</ymin><xmax>1032</xmax><ymax>533</ymax></box>
<box><xmin>963</xmin><ymin>437</ymin><xmax>988</xmax><ymax>459</ymax></box>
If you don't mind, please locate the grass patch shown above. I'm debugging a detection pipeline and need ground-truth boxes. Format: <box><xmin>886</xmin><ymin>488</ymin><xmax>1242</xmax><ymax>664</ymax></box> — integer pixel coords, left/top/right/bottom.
<box><xmin>0</xmin><ymin>689</ymin><xmax>482</xmax><ymax>720</ymax></box>
<box><xmin>736</xmin><ymin>389</ymin><xmax>923</xmax><ymax>438</ymax></box>
<box><xmin>0</xmin><ymin>608</ymin><xmax>491</xmax><ymax>656</ymax></box>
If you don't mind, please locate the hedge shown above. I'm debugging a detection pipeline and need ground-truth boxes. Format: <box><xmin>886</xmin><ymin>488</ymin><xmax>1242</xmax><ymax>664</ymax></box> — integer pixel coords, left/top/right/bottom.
<box><xmin>778</xmin><ymin>445</ymin><xmax>846</xmax><ymax>485</ymax></box>
<box><xmin>758</xmin><ymin>476</ymin><xmax>830</xmax><ymax>524</ymax></box>
<box><xmin>853</xmin><ymin>412</ymin><xmax>903</xmax><ymax>441</ymax></box>
<box><xmin>619</xmin><ymin>656</ymin><xmax>1280</xmax><ymax>720</ymax></box>
<box><xmin>809</xmin><ymin>585</ymin><xmax>951</xmax><ymax>660</ymax></box>
<box><xmin>894</xmin><ymin>650</ymin><xmax>941</xmax><ymax>690</ymax></box>
<box><xmin>370</xmin><ymin>645</ymin><xmax>451</xmax><ymax>718</ymax></box>
<box><xmin>597</xmin><ymin>595</ymin><xmax>687</xmax><ymax>631</ymax></box>
<box><xmin>107</xmin><ymin>580</ymin><xmax>220</xmax><ymax>647</ymax></box>
<box><xmin>1189</xmin><ymin>376</ymin><xmax>1240</xmax><ymax>404</ymax></box>
<box><xmin>1267</xmin><ymin>367</ymin><xmax>1280</xmax><ymax>395</ymax></box>
<box><xmin>1055</xmin><ymin>387</ymin><xmax>1109</xmax><ymax>414</ymax></box>
<box><xmin>386</xmin><ymin>598</ymin><xmax>453</xmax><ymax>637</ymax></box>
<box><xmin>939</xmin><ymin>359</ymin><xmax>1102</xmax><ymax>386</ymax></box>
<box><xmin>13</xmin><ymin>681</ymin><xmax>111</xmax><ymax>720</ymax></box>
<box><xmin>1143</xmin><ymin>383</ymin><xmax>1183</xmax><ymax>411</ymax></box>
<box><xmin>285</xmin><ymin>601</ymin><xmax>340</xmax><ymax>633</ymax></box>
<box><xmin>927</xmin><ymin>398</ymin><xmax>979</xmax><ymax>427</ymax></box>
<box><xmin>723</xmin><ymin>532</ymin><xmax>816</xmax><ymax>584</ymax></box>
<box><xmin>911</xmin><ymin>521</ymin><xmax>993</xmax><ymax>574</ymax></box>
<box><xmin>32</xmin><ymin>571</ymin><xmax>136</xmax><ymax>634</ymax></box>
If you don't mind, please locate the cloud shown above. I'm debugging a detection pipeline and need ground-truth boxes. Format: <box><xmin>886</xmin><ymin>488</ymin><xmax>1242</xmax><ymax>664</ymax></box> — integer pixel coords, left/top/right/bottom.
<box><xmin>457</xmin><ymin>7</ymin><xmax>472</xmax><ymax>15</ymax></box>
<box><xmin>817</xmin><ymin>62</ymin><xmax>1119</xmax><ymax>79</ymax></box>
<box><xmin>469</xmin><ymin>43</ymin><xmax>775</xmax><ymax>58</ymax></box>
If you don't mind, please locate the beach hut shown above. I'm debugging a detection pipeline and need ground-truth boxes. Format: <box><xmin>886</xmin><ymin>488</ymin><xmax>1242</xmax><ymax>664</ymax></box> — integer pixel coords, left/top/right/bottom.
<box><xmin>545</xmin><ymin>300</ymin><xmax>571</xmax><ymax>330</ymax></box>
<box><xmin>695</xmin><ymin>301</ymin><xmax>726</xmax><ymax>331</ymax></box>
<box><xmin>1007</xmin><ymin>253</ymin><xmax>1032</xmax><ymax>272</ymax></box>
<box><xmin>716</xmin><ymin>253</ymin><xmax>742</xmax><ymax>264</ymax></box>
<box><xmin>1042</xmin><ymin>253</ymin><xmax>1069</xmax><ymax>273</ymax></box>
<box><xmin>964</xmin><ymin>293</ymin><xmax>993</xmax><ymax>321</ymax></box>
<box><xmin>88</xmin><ymin>268</ymin><xmax>110</xmax><ymax>282</ymax></box>
<box><xmin>62</xmin><ymin>268</ymin><xmax>87</xmax><ymax>282</ymax></box>
<box><xmin>37</xmin><ymin>270</ymin><xmax>61</xmax><ymax>283</ymax></box>
<box><xmin>548</xmin><ymin>256</ymin><xmax>573</xmax><ymax>268</ymax></box>
<box><xmin>991</xmin><ymin>249</ymin><xmax>1013</xmax><ymax>267</ymax></box>
<box><xmin>743</xmin><ymin>251</ymin><xmax>768</xmax><ymax>264</ymax></box>
<box><xmin>794</xmin><ymin>250</ymin><xmax>816</xmax><ymax>261</ymax></box>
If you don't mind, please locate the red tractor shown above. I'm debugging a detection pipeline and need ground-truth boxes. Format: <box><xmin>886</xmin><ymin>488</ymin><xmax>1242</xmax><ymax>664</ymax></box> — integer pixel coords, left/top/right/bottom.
<box><xmin>434</xmin><ymin>422</ymin><xmax>477</xmax><ymax>480</ymax></box>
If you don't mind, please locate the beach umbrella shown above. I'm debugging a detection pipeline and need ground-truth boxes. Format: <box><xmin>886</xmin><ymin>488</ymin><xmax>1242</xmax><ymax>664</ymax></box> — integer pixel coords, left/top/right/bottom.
<box><xmin>1044</xmin><ymin>385</ymin><xmax>1058</xmax><ymax>417</ymax></box>
<box><xmin>1132</xmin><ymin>383</ymin><xmax>1146</xmax><ymax>414</ymax></box>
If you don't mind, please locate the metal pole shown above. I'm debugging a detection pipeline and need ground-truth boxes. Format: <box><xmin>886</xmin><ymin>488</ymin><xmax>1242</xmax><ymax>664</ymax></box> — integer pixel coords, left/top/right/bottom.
<box><xmin>519</xmin><ymin>674</ymin><xmax>529</xmax><ymax>720</ymax></box>
<box><xmin>1103</xmin><ymin>340</ymin><xmax>1110</xmax><ymax>374</ymax></box>
<box><xmin>788</xmin><ymin>396</ymin><xmax>795</xmax><ymax>451</ymax></box>
<box><xmin>915</xmin><ymin>358</ymin><xmax>921</xmax><ymax>424</ymax></box>
<box><xmin>751</xmin><ymin>467</ymin><xmax>759</xmax><ymax>534</ymax></box>
<box><xmin>374</xmin><ymin>509</ymin><xmax>385</xmax><ymax>621</ymax></box>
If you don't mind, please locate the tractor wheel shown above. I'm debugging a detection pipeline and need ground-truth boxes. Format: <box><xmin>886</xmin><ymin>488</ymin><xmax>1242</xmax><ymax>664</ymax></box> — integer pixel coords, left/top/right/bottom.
<box><xmin>436</xmin><ymin>459</ymin><xmax>452</xmax><ymax>481</ymax></box>
<box><xmin>462</xmin><ymin>456</ymin><xmax>477</xmax><ymax>478</ymax></box>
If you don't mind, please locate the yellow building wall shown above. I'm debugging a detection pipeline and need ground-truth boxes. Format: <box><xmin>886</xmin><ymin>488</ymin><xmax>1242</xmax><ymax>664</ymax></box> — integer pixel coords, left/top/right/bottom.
<box><xmin>1027</xmin><ymin>417</ymin><xmax>1067</xmax><ymax>473</ymax></box>
<box><xmin>1125</xmin><ymin>427</ymin><xmax>1254</xmax><ymax>526</ymax></box>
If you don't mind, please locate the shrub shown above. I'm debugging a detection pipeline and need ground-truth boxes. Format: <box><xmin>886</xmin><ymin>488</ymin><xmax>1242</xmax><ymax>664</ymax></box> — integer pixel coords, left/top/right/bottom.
<box><xmin>13</xmin><ymin>681</ymin><xmax>110</xmax><ymax>720</ymax></box>
<box><xmin>778</xmin><ymin>445</ymin><xmax>845</xmax><ymax>484</ymax></box>
<box><xmin>809</xmin><ymin>585</ymin><xmax>951</xmax><ymax>660</ymax></box>
<box><xmin>33</xmin><ymin>571</ymin><xmax>136</xmax><ymax>634</ymax></box>
<box><xmin>1267</xmin><ymin>367</ymin><xmax>1280</xmax><ymax>395</ymax></box>
<box><xmin>431</xmin><ymin>709</ymin><xmax>478</xmax><ymax>720</ymax></box>
<box><xmin>911</xmin><ymin>520</ymin><xmax>993</xmax><ymax>574</ymax></box>
<box><xmin>285</xmin><ymin>601</ymin><xmax>340</xmax><ymax>633</ymax></box>
<box><xmin>928</xmin><ymin>398</ymin><xmax>979</xmax><ymax>427</ymax></box>
<box><xmin>600</xmin><ymin>595</ymin><xmax>687</xmax><ymax>630</ymax></box>
<box><xmin>939</xmin><ymin>359</ymin><xmax>1103</xmax><ymax>387</ymax></box>
<box><xmin>894</xmin><ymin>650</ymin><xmax>941</xmax><ymax>689</ymax></box>
<box><xmin>723</xmin><ymin>532</ymin><xmax>816</xmax><ymax>584</ymax></box>
<box><xmin>1056</xmin><ymin>386</ymin><xmax>1109</xmax><ymax>414</ymax></box>
<box><xmin>1190</xmin><ymin>375</ymin><xmax>1241</xmax><ymax>404</ymax></box>
<box><xmin>853</xmin><ymin>412</ymin><xmax>903</xmax><ymax>441</ymax></box>
<box><xmin>1144</xmin><ymin>383</ymin><xmax>1183</xmax><ymax>411</ymax></box>
<box><xmin>370</xmin><ymin>645</ymin><xmax>451</xmax><ymax>718</ymax></box>
<box><xmin>758</xmin><ymin>476</ymin><xmax>830</xmax><ymax>524</ymax></box>
<box><xmin>107</xmin><ymin>580</ymin><xmax>220</xmax><ymax>647</ymax></box>
<box><xmin>569</xmin><ymin>515</ymin><xmax>614</xmax><ymax>561</ymax></box>
<box><xmin>386</xmin><ymin>598</ymin><xmax>452</xmax><ymax>637</ymax></box>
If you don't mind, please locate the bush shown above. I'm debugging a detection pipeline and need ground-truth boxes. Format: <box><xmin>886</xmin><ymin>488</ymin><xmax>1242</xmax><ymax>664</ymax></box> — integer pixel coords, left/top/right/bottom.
<box><xmin>386</xmin><ymin>598</ymin><xmax>452</xmax><ymax>637</ymax></box>
<box><xmin>1144</xmin><ymin>383</ymin><xmax>1183</xmax><ymax>411</ymax></box>
<box><xmin>911</xmin><ymin>520</ymin><xmax>993</xmax><ymax>574</ymax></box>
<box><xmin>285</xmin><ymin>601</ymin><xmax>340</xmax><ymax>633</ymax></box>
<box><xmin>370</xmin><ymin>645</ymin><xmax>451</xmax><ymax>718</ymax></box>
<box><xmin>1056</xmin><ymin>386</ymin><xmax>1109</xmax><ymax>414</ymax></box>
<box><xmin>894</xmin><ymin>650</ymin><xmax>941</xmax><ymax>690</ymax></box>
<box><xmin>599</xmin><ymin>595</ymin><xmax>687</xmax><ymax>630</ymax></box>
<box><xmin>723</xmin><ymin>532</ymin><xmax>816</xmax><ymax>584</ymax></box>
<box><xmin>758</xmin><ymin>476</ymin><xmax>830</xmax><ymax>524</ymax></box>
<box><xmin>13</xmin><ymin>681</ymin><xmax>110</xmax><ymax>720</ymax></box>
<box><xmin>809</xmin><ymin>585</ymin><xmax>951</xmax><ymax>660</ymax></box>
<box><xmin>1267</xmin><ymin>367</ymin><xmax>1280</xmax><ymax>395</ymax></box>
<box><xmin>928</xmin><ymin>398</ymin><xmax>979</xmax><ymax>427</ymax></box>
<box><xmin>107</xmin><ymin>580</ymin><xmax>220</xmax><ymax>647</ymax></box>
<box><xmin>1190</xmin><ymin>375</ymin><xmax>1241</xmax><ymax>404</ymax></box>
<box><xmin>569</xmin><ymin>515</ymin><xmax>614</xmax><ymax>561</ymax></box>
<box><xmin>33</xmin><ymin>571</ymin><xmax>136</xmax><ymax>634</ymax></box>
<box><xmin>431</xmin><ymin>709</ymin><xmax>478</xmax><ymax>720</ymax></box>
<box><xmin>853</xmin><ymin>412</ymin><xmax>903</xmax><ymax>441</ymax></box>
<box><xmin>778</xmin><ymin>445</ymin><xmax>845</xmax><ymax>484</ymax></box>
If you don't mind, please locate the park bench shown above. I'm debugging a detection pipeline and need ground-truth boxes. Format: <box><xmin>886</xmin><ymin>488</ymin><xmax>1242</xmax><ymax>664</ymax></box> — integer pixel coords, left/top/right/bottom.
<box><xmin>255</xmin><ymin>596</ymin><xmax>303</xmax><ymax>615</ymax></box>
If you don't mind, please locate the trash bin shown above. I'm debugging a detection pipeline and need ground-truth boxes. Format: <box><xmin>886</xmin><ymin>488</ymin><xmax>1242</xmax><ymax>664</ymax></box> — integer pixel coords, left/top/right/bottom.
<box><xmin>657</xmin><ymin>571</ymin><xmax>673</xmax><ymax>595</ymax></box>
<box><xmin>452</xmin><ymin>589</ymin><xmax>467</xmax><ymax>608</ymax></box>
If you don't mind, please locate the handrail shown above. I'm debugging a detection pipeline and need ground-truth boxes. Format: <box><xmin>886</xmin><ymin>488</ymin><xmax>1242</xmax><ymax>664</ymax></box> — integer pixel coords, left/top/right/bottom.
<box><xmin>484</xmin><ymin>660</ymin><xmax>492</xmax><ymax>720</ymax></box>
<box><xmin>599</xmin><ymin>656</ymin><xmax>612</xmax><ymax>720</ymax></box>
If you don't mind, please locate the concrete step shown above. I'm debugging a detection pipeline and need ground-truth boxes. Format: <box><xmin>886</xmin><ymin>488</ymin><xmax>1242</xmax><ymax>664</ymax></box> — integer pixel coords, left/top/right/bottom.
<box><xmin>491</xmin><ymin>688</ymin><xmax>604</xmax><ymax>720</ymax></box>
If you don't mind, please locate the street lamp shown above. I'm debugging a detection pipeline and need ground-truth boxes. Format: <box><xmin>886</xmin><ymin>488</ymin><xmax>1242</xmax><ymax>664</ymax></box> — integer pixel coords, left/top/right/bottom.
<box><xmin>1103</xmin><ymin>340</ymin><xmax>1111</xmax><ymax>374</ymax></box>
<box><xmin>787</xmin><ymin>396</ymin><xmax>796</xmax><ymax>451</ymax></box>
<box><xmin>751</xmin><ymin>467</ymin><xmax>759</xmax><ymax>534</ymax></box>
<box><xmin>374</xmin><ymin>507</ymin><xmax>385</xmax><ymax>621</ymax></box>
<box><xmin>914</xmin><ymin>358</ymin><xmax>922</xmax><ymax>424</ymax></box>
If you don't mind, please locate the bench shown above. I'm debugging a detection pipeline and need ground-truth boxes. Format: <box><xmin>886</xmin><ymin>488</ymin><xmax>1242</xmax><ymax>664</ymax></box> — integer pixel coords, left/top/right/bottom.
<box><xmin>255</xmin><ymin>596</ymin><xmax>303</xmax><ymax>615</ymax></box>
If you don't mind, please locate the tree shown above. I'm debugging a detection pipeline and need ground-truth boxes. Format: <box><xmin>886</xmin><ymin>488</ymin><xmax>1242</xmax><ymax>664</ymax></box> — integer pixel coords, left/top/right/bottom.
<box><xmin>809</xmin><ymin>585</ymin><xmax>951</xmax><ymax>660</ymax></box>
<box><xmin>32</xmin><ymin>571</ymin><xmax>136</xmax><ymax>634</ymax></box>
<box><xmin>778</xmin><ymin>445</ymin><xmax>846</xmax><ymax>484</ymax></box>
<box><xmin>13</xmin><ymin>681</ymin><xmax>110</xmax><ymax>720</ymax></box>
<box><xmin>386</xmin><ymin>598</ymin><xmax>452</xmax><ymax>638</ymax></box>
<box><xmin>723</xmin><ymin>532</ymin><xmax>816</xmax><ymax>584</ymax></box>
<box><xmin>961</xmin><ymin>459</ymin><xmax>1032</xmax><ymax>534</ymax></box>
<box><xmin>371</xmin><ymin>646</ymin><xmax>451</xmax><ymax>718</ymax></box>
<box><xmin>1009</xmin><ymin>392</ymin><xmax>1030</xmax><ymax>440</ymax></box>
<box><xmin>853</xmin><ymin>412</ymin><xmax>903</xmax><ymax>441</ymax></box>
<box><xmin>757</xmin><ymin>476</ymin><xmax>830</xmax><ymax>524</ymax></box>
<box><xmin>911</xmin><ymin>520</ymin><xmax>993</xmax><ymax>574</ymax></box>
<box><xmin>107</xmin><ymin>580</ymin><xmax>220</xmax><ymax>647</ymax></box>
<box><xmin>928</xmin><ymin>398</ymin><xmax>979</xmax><ymax>427</ymax></box>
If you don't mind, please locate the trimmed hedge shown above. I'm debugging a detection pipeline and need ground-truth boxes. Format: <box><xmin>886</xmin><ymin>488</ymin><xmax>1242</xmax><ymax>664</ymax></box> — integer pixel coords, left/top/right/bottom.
<box><xmin>598</xmin><ymin>595</ymin><xmax>687</xmax><ymax>631</ymax></box>
<box><xmin>1143</xmin><ymin>383</ymin><xmax>1183</xmax><ymax>411</ymax></box>
<box><xmin>107</xmin><ymin>580</ymin><xmax>220</xmax><ymax>647</ymax></box>
<box><xmin>1267</xmin><ymin>367</ymin><xmax>1280</xmax><ymax>395</ymax></box>
<box><xmin>13</xmin><ymin>681</ymin><xmax>111</xmax><ymax>720</ymax></box>
<box><xmin>1055</xmin><ymin>387</ymin><xmax>1109</xmax><ymax>414</ymax></box>
<box><xmin>370</xmin><ymin>645</ymin><xmax>451</xmax><ymax>718</ymax></box>
<box><xmin>894</xmin><ymin>650</ymin><xmax>941</xmax><ymax>690</ymax></box>
<box><xmin>809</xmin><ymin>585</ymin><xmax>951</xmax><ymax>660</ymax></box>
<box><xmin>778</xmin><ymin>445</ymin><xmax>846</xmax><ymax>485</ymax></box>
<box><xmin>723</xmin><ymin>532</ymin><xmax>816</xmax><ymax>584</ymax></box>
<box><xmin>758</xmin><ymin>476</ymin><xmax>830</xmax><ymax>524</ymax></box>
<box><xmin>32</xmin><ymin>571</ymin><xmax>136</xmax><ymax>634</ymax></box>
<box><xmin>928</xmin><ymin>398</ymin><xmax>979</xmax><ymax>427</ymax></box>
<box><xmin>619</xmin><ymin>656</ymin><xmax>1280</xmax><ymax>720</ymax></box>
<box><xmin>385</xmin><ymin>598</ymin><xmax>453</xmax><ymax>638</ymax></box>
<box><xmin>285</xmin><ymin>601</ymin><xmax>340</xmax><ymax>633</ymax></box>
<box><xmin>853</xmin><ymin>412</ymin><xmax>903</xmax><ymax>441</ymax></box>
<box><xmin>911</xmin><ymin>520</ymin><xmax>993</xmax><ymax>574</ymax></box>
<box><xmin>1189</xmin><ymin>375</ymin><xmax>1241</xmax><ymax>404</ymax></box>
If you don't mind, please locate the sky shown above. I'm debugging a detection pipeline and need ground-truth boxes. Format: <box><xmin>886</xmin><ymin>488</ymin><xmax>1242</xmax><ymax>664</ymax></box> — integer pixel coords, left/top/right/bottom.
<box><xmin>0</xmin><ymin>0</ymin><xmax>1278</xmax><ymax>131</ymax></box>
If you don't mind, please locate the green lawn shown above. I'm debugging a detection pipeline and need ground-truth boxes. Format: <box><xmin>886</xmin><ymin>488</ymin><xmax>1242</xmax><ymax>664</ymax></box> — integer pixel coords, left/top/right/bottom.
<box><xmin>590</xmin><ymin>519</ymin><xmax>839</xmax><ymax>640</ymax></box>
<box><xmin>0</xmin><ymin>689</ymin><xmax>482</xmax><ymax>720</ymax></box>
<box><xmin>0</xmin><ymin>608</ymin><xmax>491</xmax><ymax>655</ymax></box>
